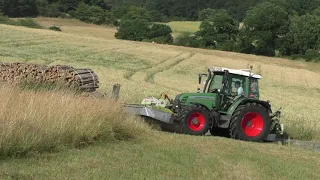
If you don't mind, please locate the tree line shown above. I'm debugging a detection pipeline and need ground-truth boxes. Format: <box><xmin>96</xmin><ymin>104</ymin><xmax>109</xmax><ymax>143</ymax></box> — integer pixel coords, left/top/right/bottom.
<box><xmin>0</xmin><ymin>0</ymin><xmax>319</xmax><ymax>61</ymax></box>
<box><xmin>2</xmin><ymin>0</ymin><xmax>319</xmax><ymax>21</ymax></box>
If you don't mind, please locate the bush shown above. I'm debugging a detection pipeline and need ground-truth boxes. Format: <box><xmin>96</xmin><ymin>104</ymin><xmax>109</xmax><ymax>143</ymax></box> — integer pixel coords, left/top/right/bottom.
<box><xmin>59</xmin><ymin>13</ymin><xmax>72</xmax><ymax>19</ymax></box>
<box><xmin>115</xmin><ymin>20</ymin><xmax>174</xmax><ymax>44</ymax></box>
<box><xmin>115</xmin><ymin>19</ymin><xmax>151</xmax><ymax>41</ymax></box>
<box><xmin>16</xmin><ymin>18</ymin><xmax>42</xmax><ymax>29</ymax></box>
<box><xmin>74</xmin><ymin>3</ymin><xmax>114</xmax><ymax>25</ymax></box>
<box><xmin>0</xmin><ymin>15</ymin><xmax>15</xmax><ymax>25</ymax></box>
<box><xmin>112</xmin><ymin>6</ymin><xmax>151</xmax><ymax>21</ymax></box>
<box><xmin>148</xmin><ymin>24</ymin><xmax>173</xmax><ymax>44</ymax></box>
<box><xmin>0</xmin><ymin>15</ymin><xmax>42</xmax><ymax>29</ymax></box>
<box><xmin>304</xmin><ymin>49</ymin><xmax>320</xmax><ymax>62</ymax></box>
<box><xmin>174</xmin><ymin>32</ymin><xmax>204</xmax><ymax>48</ymax></box>
<box><xmin>217</xmin><ymin>39</ymin><xmax>241</xmax><ymax>52</ymax></box>
<box><xmin>148</xmin><ymin>37</ymin><xmax>172</xmax><ymax>44</ymax></box>
<box><xmin>49</xmin><ymin>25</ymin><xmax>62</xmax><ymax>32</ymax></box>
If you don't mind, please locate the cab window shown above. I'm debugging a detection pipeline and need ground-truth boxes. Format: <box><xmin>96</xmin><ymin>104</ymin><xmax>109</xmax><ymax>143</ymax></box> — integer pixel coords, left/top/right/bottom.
<box><xmin>249</xmin><ymin>78</ymin><xmax>259</xmax><ymax>98</ymax></box>
<box><xmin>227</xmin><ymin>75</ymin><xmax>245</xmax><ymax>96</ymax></box>
<box><xmin>208</xmin><ymin>74</ymin><xmax>224</xmax><ymax>93</ymax></box>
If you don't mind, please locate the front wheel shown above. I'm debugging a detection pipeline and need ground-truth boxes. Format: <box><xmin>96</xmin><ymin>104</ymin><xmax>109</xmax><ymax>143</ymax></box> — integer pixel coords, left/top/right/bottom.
<box><xmin>178</xmin><ymin>105</ymin><xmax>211</xmax><ymax>135</ymax></box>
<box><xmin>229</xmin><ymin>103</ymin><xmax>271</xmax><ymax>142</ymax></box>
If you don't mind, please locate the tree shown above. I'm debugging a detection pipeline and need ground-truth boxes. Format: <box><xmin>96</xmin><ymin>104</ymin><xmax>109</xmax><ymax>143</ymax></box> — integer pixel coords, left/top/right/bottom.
<box><xmin>121</xmin><ymin>6</ymin><xmax>151</xmax><ymax>21</ymax></box>
<box><xmin>198</xmin><ymin>8</ymin><xmax>216</xmax><ymax>21</ymax></box>
<box><xmin>115</xmin><ymin>19</ymin><xmax>150</xmax><ymax>41</ymax></box>
<box><xmin>149</xmin><ymin>10</ymin><xmax>168</xmax><ymax>22</ymax></box>
<box><xmin>242</xmin><ymin>2</ymin><xmax>290</xmax><ymax>56</ymax></box>
<box><xmin>74</xmin><ymin>2</ymin><xmax>114</xmax><ymax>25</ymax></box>
<box><xmin>287</xmin><ymin>15</ymin><xmax>320</xmax><ymax>55</ymax></box>
<box><xmin>58</xmin><ymin>0</ymin><xmax>80</xmax><ymax>12</ymax></box>
<box><xmin>312</xmin><ymin>7</ymin><xmax>320</xmax><ymax>16</ymax></box>
<box><xmin>2</xmin><ymin>0</ymin><xmax>38</xmax><ymax>17</ymax></box>
<box><xmin>148</xmin><ymin>24</ymin><xmax>173</xmax><ymax>44</ymax></box>
<box><xmin>197</xmin><ymin>9</ymin><xmax>239</xmax><ymax>49</ymax></box>
<box><xmin>284</xmin><ymin>0</ymin><xmax>320</xmax><ymax>16</ymax></box>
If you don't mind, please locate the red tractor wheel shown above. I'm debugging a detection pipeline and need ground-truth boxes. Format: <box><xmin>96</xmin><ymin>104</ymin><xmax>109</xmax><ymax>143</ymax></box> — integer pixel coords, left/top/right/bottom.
<box><xmin>241</xmin><ymin>112</ymin><xmax>264</xmax><ymax>137</ymax></box>
<box><xmin>179</xmin><ymin>105</ymin><xmax>211</xmax><ymax>135</ymax></box>
<box><xmin>229</xmin><ymin>103</ymin><xmax>271</xmax><ymax>142</ymax></box>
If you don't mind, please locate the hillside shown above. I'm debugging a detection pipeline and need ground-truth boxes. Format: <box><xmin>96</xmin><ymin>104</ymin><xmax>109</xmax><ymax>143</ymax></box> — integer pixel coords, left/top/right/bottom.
<box><xmin>0</xmin><ymin>18</ymin><xmax>320</xmax><ymax>179</ymax></box>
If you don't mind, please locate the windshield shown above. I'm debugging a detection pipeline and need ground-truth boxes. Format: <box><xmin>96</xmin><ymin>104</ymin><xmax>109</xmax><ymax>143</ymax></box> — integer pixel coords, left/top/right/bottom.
<box><xmin>208</xmin><ymin>74</ymin><xmax>224</xmax><ymax>93</ymax></box>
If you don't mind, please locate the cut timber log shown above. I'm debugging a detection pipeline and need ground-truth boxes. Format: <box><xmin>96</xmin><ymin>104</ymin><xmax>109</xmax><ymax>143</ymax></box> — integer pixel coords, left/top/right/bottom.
<box><xmin>0</xmin><ymin>62</ymin><xmax>99</xmax><ymax>92</ymax></box>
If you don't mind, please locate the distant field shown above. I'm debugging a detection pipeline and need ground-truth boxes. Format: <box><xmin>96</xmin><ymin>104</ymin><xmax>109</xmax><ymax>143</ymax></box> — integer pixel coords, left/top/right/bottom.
<box><xmin>164</xmin><ymin>21</ymin><xmax>201</xmax><ymax>37</ymax></box>
<box><xmin>36</xmin><ymin>17</ymin><xmax>117</xmax><ymax>39</ymax></box>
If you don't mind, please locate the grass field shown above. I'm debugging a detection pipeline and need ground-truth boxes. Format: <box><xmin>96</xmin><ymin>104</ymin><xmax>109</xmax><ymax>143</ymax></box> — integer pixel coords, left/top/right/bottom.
<box><xmin>0</xmin><ymin>18</ymin><xmax>320</xmax><ymax>179</ymax></box>
<box><xmin>1</xmin><ymin>133</ymin><xmax>320</xmax><ymax>180</ymax></box>
<box><xmin>164</xmin><ymin>21</ymin><xmax>201</xmax><ymax>37</ymax></box>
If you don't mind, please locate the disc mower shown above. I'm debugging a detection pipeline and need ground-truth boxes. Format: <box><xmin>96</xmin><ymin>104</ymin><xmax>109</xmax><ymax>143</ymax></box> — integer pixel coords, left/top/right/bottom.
<box><xmin>126</xmin><ymin>66</ymin><xmax>284</xmax><ymax>142</ymax></box>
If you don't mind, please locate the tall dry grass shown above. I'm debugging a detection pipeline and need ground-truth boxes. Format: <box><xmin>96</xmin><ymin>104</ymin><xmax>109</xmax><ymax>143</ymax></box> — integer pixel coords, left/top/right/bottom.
<box><xmin>0</xmin><ymin>84</ymin><xmax>150</xmax><ymax>158</ymax></box>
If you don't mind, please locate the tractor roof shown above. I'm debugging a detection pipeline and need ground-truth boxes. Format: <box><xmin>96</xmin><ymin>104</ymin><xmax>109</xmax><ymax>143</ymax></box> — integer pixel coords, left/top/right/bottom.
<box><xmin>209</xmin><ymin>67</ymin><xmax>262</xmax><ymax>79</ymax></box>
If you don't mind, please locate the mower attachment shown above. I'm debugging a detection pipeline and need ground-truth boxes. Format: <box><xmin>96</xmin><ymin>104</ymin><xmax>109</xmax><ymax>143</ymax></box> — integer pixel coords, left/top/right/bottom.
<box><xmin>125</xmin><ymin>104</ymin><xmax>174</xmax><ymax>124</ymax></box>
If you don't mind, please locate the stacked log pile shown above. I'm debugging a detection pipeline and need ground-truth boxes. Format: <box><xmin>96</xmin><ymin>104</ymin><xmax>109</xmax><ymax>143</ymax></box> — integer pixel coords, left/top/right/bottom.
<box><xmin>0</xmin><ymin>62</ymin><xmax>99</xmax><ymax>92</ymax></box>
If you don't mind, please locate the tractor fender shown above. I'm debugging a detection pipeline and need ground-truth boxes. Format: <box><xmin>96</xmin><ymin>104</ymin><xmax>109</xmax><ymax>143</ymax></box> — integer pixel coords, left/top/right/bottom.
<box><xmin>218</xmin><ymin>98</ymin><xmax>271</xmax><ymax>128</ymax></box>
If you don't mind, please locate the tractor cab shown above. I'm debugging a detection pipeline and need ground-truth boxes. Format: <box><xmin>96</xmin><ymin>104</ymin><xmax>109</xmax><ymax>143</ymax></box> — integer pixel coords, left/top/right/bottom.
<box><xmin>198</xmin><ymin>67</ymin><xmax>261</xmax><ymax>110</ymax></box>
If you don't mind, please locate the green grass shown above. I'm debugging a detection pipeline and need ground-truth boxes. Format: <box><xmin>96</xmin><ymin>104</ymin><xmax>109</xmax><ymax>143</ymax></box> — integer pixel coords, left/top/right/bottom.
<box><xmin>164</xmin><ymin>21</ymin><xmax>201</xmax><ymax>37</ymax></box>
<box><xmin>1</xmin><ymin>133</ymin><xmax>320</xmax><ymax>180</ymax></box>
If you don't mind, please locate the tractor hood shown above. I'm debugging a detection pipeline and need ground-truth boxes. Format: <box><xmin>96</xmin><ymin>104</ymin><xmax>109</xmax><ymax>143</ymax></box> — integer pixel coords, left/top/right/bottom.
<box><xmin>174</xmin><ymin>93</ymin><xmax>217</xmax><ymax>110</ymax></box>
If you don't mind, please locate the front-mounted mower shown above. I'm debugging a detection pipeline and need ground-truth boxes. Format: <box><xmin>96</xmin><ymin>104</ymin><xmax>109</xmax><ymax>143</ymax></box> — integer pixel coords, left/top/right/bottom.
<box><xmin>126</xmin><ymin>66</ymin><xmax>284</xmax><ymax>142</ymax></box>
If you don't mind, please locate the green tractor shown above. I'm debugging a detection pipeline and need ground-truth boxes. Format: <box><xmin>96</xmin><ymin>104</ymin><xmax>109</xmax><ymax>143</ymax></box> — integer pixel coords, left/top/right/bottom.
<box><xmin>126</xmin><ymin>66</ymin><xmax>283</xmax><ymax>142</ymax></box>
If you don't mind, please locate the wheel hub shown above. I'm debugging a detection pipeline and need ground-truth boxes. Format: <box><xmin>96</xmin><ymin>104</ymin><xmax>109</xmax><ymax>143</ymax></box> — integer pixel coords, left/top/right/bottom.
<box><xmin>191</xmin><ymin>118</ymin><xmax>199</xmax><ymax>125</ymax></box>
<box><xmin>246</xmin><ymin>121</ymin><xmax>253</xmax><ymax>127</ymax></box>
<box><xmin>187</xmin><ymin>112</ymin><xmax>206</xmax><ymax>132</ymax></box>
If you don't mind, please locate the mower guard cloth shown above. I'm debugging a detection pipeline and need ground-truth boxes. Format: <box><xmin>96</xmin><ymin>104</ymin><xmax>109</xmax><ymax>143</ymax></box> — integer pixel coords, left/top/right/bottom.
<box><xmin>264</xmin><ymin>134</ymin><xmax>277</xmax><ymax>142</ymax></box>
<box><xmin>125</xmin><ymin>105</ymin><xmax>173</xmax><ymax>124</ymax></box>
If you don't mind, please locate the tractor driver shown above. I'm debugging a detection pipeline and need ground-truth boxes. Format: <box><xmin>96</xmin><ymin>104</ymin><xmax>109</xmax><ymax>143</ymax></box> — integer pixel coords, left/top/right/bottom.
<box><xmin>234</xmin><ymin>81</ymin><xmax>244</xmax><ymax>96</ymax></box>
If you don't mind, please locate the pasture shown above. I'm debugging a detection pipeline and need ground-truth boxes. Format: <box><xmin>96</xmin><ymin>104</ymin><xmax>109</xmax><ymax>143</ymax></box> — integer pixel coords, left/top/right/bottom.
<box><xmin>164</xmin><ymin>21</ymin><xmax>201</xmax><ymax>37</ymax></box>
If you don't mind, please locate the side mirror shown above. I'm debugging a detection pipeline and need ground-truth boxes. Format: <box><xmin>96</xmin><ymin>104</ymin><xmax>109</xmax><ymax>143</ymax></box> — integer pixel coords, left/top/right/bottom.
<box><xmin>198</xmin><ymin>74</ymin><xmax>207</xmax><ymax>84</ymax></box>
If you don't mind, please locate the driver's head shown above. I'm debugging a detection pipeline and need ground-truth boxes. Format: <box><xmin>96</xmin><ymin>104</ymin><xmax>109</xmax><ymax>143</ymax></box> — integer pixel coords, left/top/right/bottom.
<box><xmin>235</xmin><ymin>81</ymin><xmax>241</xmax><ymax>88</ymax></box>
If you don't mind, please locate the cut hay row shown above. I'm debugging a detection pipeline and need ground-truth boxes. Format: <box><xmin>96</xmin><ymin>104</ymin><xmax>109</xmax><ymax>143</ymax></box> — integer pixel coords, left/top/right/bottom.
<box><xmin>0</xmin><ymin>62</ymin><xmax>99</xmax><ymax>92</ymax></box>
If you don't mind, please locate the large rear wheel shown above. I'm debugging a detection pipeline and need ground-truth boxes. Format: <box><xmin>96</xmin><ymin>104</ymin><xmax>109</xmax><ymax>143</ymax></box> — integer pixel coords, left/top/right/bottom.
<box><xmin>229</xmin><ymin>103</ymin><xmax>271</xmax><ymax>142</ymax></box>
<box><xmin>179</xmin><ymin>105</ymin><xmax>211</xmax><ymax>135</ymax></box>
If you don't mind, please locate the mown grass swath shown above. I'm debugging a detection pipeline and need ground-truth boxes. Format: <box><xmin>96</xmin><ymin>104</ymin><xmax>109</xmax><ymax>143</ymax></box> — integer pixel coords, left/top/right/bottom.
<box><xmin>0</xmin><ymin>84</ymin><xmax>150</xmax><ymax>158</ymax></box>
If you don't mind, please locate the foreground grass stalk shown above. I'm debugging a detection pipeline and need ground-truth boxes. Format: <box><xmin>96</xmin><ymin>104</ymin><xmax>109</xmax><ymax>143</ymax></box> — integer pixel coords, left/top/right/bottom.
<box><xmin>0</xmin><ymin>85</ymin><xmax>150</xmax><ymax>158</ymax></box>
